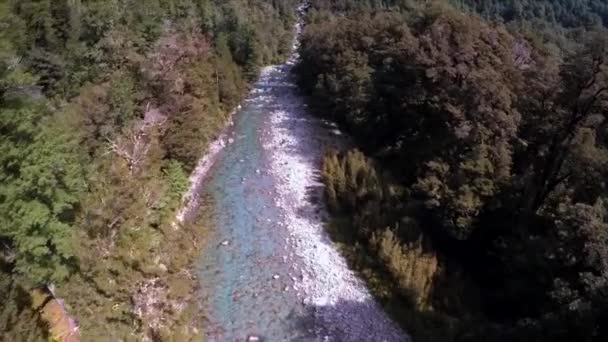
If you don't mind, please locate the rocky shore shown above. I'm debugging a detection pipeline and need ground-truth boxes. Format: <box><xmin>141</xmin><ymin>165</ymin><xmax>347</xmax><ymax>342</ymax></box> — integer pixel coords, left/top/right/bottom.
<box><xmin>261</xmin><ymin>65</ymin><xmax>408</xmax><ymax>341</ymax></box>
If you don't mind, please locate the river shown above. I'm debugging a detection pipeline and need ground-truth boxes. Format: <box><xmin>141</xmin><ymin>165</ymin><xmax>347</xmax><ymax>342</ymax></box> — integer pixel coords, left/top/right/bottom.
<box><xmin>195</xmin><ymin>8</ymin><xmax>408</xmax><ymax>342</ymax></box>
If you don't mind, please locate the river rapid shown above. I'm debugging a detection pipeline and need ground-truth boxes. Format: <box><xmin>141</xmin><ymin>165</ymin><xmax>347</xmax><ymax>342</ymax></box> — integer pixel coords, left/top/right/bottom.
<box><xmin>195</xmin><ymin>7</ymin><xmax>408</xmax><ymax>342</ymax></box>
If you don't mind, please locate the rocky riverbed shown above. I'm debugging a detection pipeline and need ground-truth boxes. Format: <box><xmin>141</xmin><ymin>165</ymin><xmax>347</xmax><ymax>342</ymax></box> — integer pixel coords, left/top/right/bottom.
<box><xmin>261</xmin><ymin>64</ymin><xmax>408</xmax><ymax>341</ymax></box>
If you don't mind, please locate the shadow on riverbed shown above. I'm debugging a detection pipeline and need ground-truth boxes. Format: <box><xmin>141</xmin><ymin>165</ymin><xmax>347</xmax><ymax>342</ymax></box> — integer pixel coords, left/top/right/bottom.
<box><xmin>230</xmin><ymin>299</ymin><xmax>403</xmax><ymax>342</ymax></box>
<box><xmin>284</xmin><ymin>298</ymin><xmax>407</xmax><ymax>342</ymax></box>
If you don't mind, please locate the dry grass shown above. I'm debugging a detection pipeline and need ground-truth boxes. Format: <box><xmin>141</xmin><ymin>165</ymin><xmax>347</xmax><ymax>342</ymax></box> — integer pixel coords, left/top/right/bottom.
<box><xmin>371</xmin><ymin>229</ymin><xmax>439</xmax><ymax>310</ymax></box>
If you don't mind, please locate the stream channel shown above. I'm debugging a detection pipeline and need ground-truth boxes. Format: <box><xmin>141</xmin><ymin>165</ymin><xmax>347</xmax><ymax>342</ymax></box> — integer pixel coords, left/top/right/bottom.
<box><xmin>195</xmin><ymin>8</ymin><xmax>408</xmax><ymax>342</ymax></box>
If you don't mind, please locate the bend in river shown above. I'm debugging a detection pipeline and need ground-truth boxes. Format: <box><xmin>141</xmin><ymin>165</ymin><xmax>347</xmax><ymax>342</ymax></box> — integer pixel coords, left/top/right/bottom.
<box><xmin>196</xmin><ymin>13</ymin><xmax>408</xmax><ymax>342</ymax></box>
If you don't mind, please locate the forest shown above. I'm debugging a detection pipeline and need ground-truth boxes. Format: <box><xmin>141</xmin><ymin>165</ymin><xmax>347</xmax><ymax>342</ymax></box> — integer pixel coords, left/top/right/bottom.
<box><xmin>297</xmin><ymin>0</ymin><xmax>608</xmax><ymax>341</ymax></box>
<box><xmin>0</xmin><ymin>0</ymin><xmax>295</xmax><ymax>340</ymax></box>
<box><xmin>3</xmin><ymin>0</ymin><xmax>608</xmax><ymax>340</ymax></box>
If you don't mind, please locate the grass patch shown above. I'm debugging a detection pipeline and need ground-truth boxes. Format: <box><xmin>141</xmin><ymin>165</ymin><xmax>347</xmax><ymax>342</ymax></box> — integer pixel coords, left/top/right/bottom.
<box><xmin>325</xmin><ymin>217</ymin><xmax>464</xmax><ymax>342</ymax></box>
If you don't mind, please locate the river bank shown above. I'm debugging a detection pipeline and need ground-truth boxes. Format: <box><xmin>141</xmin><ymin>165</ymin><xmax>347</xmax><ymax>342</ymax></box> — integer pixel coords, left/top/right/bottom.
<box><xmin>261</xmin><ymin>68</ymin><xmax>408</xmax><ymax>341</ymax></box>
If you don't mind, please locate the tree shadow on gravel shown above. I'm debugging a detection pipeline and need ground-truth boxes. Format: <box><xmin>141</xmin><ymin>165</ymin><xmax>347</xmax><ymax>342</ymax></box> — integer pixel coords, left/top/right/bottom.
<box><xmin>285</xmin><ymin>298</ymin><xmax>408</xmax><ymax>342</ymax></box>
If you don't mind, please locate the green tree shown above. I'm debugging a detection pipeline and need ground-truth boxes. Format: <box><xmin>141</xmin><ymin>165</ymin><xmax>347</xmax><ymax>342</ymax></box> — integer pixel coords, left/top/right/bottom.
<box><xmin>0</xmin><ymin>103</ymin><xmax>85</xmax><ymax>284</ymax></box>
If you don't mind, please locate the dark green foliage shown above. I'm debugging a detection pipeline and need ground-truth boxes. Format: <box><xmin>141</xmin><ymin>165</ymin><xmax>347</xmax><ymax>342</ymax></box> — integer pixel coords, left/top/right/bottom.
<box><xmin>0</xmin><ymin>270</ymin><xmax>46</xmax><ymax>340</ymax></box>
<box><xmin>164</xmin><ymin>160</ymin><xmax>189</xmax><ymax>205</ymax></box>
<box><xmin>0</xmin><ymin>100</ymin><xmax>85</xmax><ymax>284</ymax></box>
<box><xmin>453</xmin><ymin>0</ymin><xmax>608</xmax><ymax>29</ymax></box>
<box><xmin>301</xmin><ymin>1</ymin><xmax>608</xmax><ymax>341</ymax></box>
<box><xmin>299</xmin><ymin>6</ymin><xmax>527</xmax><ymax>238</ymax></box>
<box><xmin>211</xmin><ymin>0</ymin><xmax>297</xmax><ymax>79</ymax></box>
<box><xmin>107</xmin><ymin>72</ymin><xmax>137</xmax><ymax>129</ymax></box>
<box><xmin>162</xmin><ymin>58</ymin><xmax>225</xmax><ymax>171</ymax></box>
<box><xmin>215</xmin><ymin>33</ymin><xmax>247</xmax><ymax>109</ymax></box>
<box><xmin>451</xmin><ymin>0</ymin><xmax>608</xmax><ymax>52</ymax></box>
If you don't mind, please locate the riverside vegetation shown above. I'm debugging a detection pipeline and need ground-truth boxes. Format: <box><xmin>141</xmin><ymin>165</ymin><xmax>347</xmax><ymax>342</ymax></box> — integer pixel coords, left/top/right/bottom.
<box><xmin>298</xmin><ymin>0</ymin><xmax>608</xmax><ymax>341</ymax></box>
<box><xmin>0</xmin><ymin>0</ymin><xmax>295</xmax><ymax>339</ymax></box>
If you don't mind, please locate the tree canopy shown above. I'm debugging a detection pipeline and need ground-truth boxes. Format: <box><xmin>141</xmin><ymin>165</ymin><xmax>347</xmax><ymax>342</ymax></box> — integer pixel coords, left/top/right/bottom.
<box><xmin>299</xmin><ymin>1</ymin><xmax>608</xmax><ymax>341</ymax></box>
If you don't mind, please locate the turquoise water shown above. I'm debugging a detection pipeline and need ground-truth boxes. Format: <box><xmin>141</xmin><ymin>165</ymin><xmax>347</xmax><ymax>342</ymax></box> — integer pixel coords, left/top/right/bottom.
<box><xmin>197</xmin><ymin>64</ymin><xmax>314</xmax><ymax>341</ymax></box>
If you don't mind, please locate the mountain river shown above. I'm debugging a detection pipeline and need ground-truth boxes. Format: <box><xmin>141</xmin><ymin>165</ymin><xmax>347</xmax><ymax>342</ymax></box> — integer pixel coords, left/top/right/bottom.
<box><xmin>193</xmin><ymin>7</ymin><xmax>408</xmax><ymax>341</ymax></box>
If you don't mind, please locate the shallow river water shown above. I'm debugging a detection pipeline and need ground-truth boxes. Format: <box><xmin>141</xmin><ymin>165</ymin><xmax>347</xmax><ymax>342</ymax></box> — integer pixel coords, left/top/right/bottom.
<box><xmin>195</xmin><ymin>13</ymin><xmax>407</xmax><ymax>342</ymax></box>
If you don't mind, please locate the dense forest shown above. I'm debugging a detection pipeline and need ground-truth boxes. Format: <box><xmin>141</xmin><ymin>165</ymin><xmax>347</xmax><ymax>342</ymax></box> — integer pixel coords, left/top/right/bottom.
<box><xmin>452</xmin><ymin>0</ymin><xmax>608</xmax><ymax>51</ymax></box>
<box><xmin>0</xmin><ymin>0</ymin><xmax>295</xmax><ymax>340</ymax></box>
<box><xmin>454</xmin><ymin>0</ymin><xmax>608</xmax><ymax>29</ymax></box>
<box><xmin>298</xmin><ymin>0</ymin><xmax>608</xmax><ymax>341</ymax></box>
<box><xmin>3</xmin><ymin>0</ymin><xmax>608</xmax><ymax>340</ymax></box>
